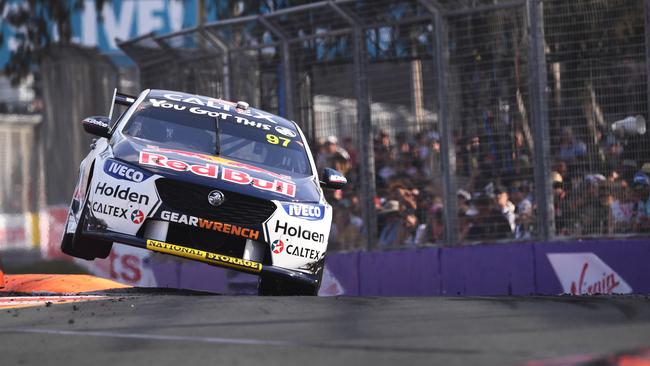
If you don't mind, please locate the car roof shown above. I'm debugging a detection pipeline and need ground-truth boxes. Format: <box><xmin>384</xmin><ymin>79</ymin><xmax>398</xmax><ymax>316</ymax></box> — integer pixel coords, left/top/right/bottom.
<box><xmin>147</xmin><ymin>89</ymin><xmax>298</xmax><ymax>131</ymax></box>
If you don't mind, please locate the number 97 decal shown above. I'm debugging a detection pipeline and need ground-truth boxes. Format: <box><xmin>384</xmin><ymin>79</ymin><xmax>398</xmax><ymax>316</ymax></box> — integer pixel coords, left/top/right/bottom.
<box><xmin>266</xmin><ymin>134</ymin><xmax>291</xmax><ymax>147</ymax></box>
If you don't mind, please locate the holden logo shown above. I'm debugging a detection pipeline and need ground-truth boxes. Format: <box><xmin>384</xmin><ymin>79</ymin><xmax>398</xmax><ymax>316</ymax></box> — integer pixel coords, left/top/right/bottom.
<box><xmin>207</xmin><ymin>190</ymin><xmax>225</xmax><ymax>207</ymax></box>
<box><xmin>271</xmin><ymin>239</ymin><xmax>285</xmax><ymax>254</ymax></box>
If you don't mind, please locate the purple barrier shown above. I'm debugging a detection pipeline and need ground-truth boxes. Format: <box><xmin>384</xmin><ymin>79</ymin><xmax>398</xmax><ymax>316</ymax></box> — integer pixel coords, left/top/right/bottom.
<box><xmin>151</xmin><ymin>258</ymin><xmax>258</xmax><ymax>294</ymax></box>
<box><xmin>181</xmin><ymin>261</ymin><xmax>258</xmax><ymax>295</ymax></box>
<box><xmin>149</xmin><ymin>259</ymin><xmax>181</xmax><ymax>288</ymax></box>
<box><xmin>323</xmin><ymin>251</ymin><xmax>360</xmax><ymax>295</ymax></box>
<box><xmin>439</xmin><ymin>243</ymin><xmax>535</xmax><ymax>296</ymax></box>
<box><xmin>147</xmin><ymin>238</ymin><xmax>650</xmax><ymax>296</ymax></box>
<box><xmin>358</xmin><ymin>248</ymin><xmax>441</xmax><ymax>296</ymax></box>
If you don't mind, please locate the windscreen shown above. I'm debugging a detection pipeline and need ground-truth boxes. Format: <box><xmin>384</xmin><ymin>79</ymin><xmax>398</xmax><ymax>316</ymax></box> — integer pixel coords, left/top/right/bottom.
<box><xmin>122</xmin><ymin>99</ymin><xmax>311</xmax><ymax>175</ymax></box>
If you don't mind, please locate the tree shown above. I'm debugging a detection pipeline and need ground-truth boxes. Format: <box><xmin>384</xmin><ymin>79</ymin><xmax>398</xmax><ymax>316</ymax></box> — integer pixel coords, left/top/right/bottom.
<box><xmin>0</xmin><ymin>0</ymin><xmax>108</xmax><ymax>86</ymax></box>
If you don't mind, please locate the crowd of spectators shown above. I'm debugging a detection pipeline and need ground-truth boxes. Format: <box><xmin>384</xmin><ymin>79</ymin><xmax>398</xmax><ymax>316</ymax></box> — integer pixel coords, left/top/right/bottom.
<box><xmin>317</xmin><ymin>122</ymin><xmax>650</xmax><ymax>251</ymax></box>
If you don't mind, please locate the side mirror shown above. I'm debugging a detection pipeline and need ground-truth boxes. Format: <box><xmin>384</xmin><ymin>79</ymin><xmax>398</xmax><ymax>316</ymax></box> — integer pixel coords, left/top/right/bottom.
<box><xmin>82</xmin><ymin>116</ymin><xmax>111</xmax><ymax>138</ymax></box>
<box><xmin>320</xmin><ymin>168</ymin><xmax>347</xmax><ymax>189</ymax></box>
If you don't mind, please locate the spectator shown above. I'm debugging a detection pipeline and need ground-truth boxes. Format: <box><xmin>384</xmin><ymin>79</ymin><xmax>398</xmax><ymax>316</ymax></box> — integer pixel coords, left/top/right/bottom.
<box><xmin>377</xmin><ymin>160</ymin><xmax>398</xmax><ymax>185</ymax></box>
<box><xmin>314</xmin><ymin>118</ymin><xmax>650</xmax><ymax>248</ymax></box>
<box><xmin>642</xmin><ymin>163</ymin><xmax>650</xmax><ymax>179</ymax></box>
<box><xmin>397</xmin><ymin>210</ymin><xmax>424</xmax><ymax>246</ymax></box>
<box><xmin>342</xmin><ymin>137</ymin><xmax>357</xmax><ymax>167</ymax></box>
<box><xmin>632</xmin><ymin>172</ymin><xmax>650</xmax><ymax>232</ymax></box>
<box><xmin>465</xmin><ymin>194</ymin><xmax>512</xmax><ymax>241</ymax></box>
<box><xmin>458</xmin><ymin>135</ymin><xmax>481</xmax><ymax>178</ymax></box>
<box><xmin>418</xmin><ymin>208</ymin><xmax>445</xmax><ymax>244</ymax></box>
<box><xmin>558</xmin><ymin>127</ymin><xmax>587</xmax><ymax>162</ymax></box>
<box><xmin>378</xmin><ymin>200</ymin><xmax>401</xmax><ymax>248</ymax></box>
<box><xmin>375</xmin><ymin>130</ymin><xmax>394</xmax><ymax>168</ymax></box>
<box><xmin>457</xmin><ymin>189</ymin><xmax>472</xmax><ymax>213</ymax></box>
<box><xmin>511</xmin><ymin>127</ymin><xmax>532</xmax><ymax>180</ymax></box>
<box><xmin>509</xmin><ymin>181</ymin><xmax>533</xmax><ymax>239</ymax></box>
<box><xmin>317</xmin><ymin>135</ymin><xmax>349</xmax><ymax>169</ymax></box>
<box><xmin>552</xmin><ymin>171</ymin><xmax>571</xmax><ymax>235</ymax></box>
<box><xmin>332</xmin><ymin>152</ymin><xmax>351</xmax><ymax>177</ymax></box>
<box><xmin>494</xmin><ymin>185</ymin><xmax>516</xmax><ymax>234</ymax></box>
<box><xmin>578</xmin><ymin>176</ymin><xmax>608</xmax><ymax>235</ymax></box>
<box><xmin>392</xmin><ymin>182</ymin><xmax>418</xmax><ymax>211</ymax></box>
<box><xmin>458</xmin><ymin>208</ymin><xmax>472</xmax><ymax>243</ymax></box>
<box><xmin>414</xmin><ymin>131</ymin><xmax>440</xmax><ymax>179</ymax></box>
<box><xmin>607</xmin><ymin>181</ymin><xmax>635</xmax><ymax>234</ymax></box>
<box><xmin>331</xmin><ymin>202</ymin><xmax>362</xmax><ymax>251</ymax></box>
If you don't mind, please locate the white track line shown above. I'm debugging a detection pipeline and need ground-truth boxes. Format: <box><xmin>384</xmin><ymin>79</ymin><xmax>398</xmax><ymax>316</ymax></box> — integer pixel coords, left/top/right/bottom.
<box><xmin>2</xmin><ymin>328</ymin><xmax>473</xmax><ymax>354</ymax></box>
<box><xmin>0</xmin><ymin>296</ymin><xmax>107</xmax><ymax>307</ymax></box>
<box><xmin>6</xmin><ymin>328</ymin><xmax>293</xmax><ymax>347</ymax></box>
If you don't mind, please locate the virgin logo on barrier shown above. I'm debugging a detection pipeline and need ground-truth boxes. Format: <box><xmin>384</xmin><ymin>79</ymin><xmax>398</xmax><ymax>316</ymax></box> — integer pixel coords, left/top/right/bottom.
<box><xmin>570</xmin><ymin>262</ymin><xmax>620</xmax><ymax>295</ymax></box>
<box><xmin>547</xmin><ymin>253</ymin><xmax>633</xmax><ymax>295</ymax></box>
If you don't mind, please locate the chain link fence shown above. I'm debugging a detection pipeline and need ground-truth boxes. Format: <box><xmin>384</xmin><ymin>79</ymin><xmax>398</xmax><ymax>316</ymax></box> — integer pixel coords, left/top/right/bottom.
<box><xmin>115</xmin><ymin>0</ymin><xmax>650</xmax><ymax>250</ymax></box>
<box><xmin>544</xmin><ymin>0</ymin><xmax>648</xmax><ymax>237</ymax></box>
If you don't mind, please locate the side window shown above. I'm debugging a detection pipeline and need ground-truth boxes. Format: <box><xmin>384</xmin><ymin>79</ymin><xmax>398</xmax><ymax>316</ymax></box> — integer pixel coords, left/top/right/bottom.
<box><xmin>110</xmin><ymin>105</ymin><xmax>128</xmax><ymax>129</ymax></box>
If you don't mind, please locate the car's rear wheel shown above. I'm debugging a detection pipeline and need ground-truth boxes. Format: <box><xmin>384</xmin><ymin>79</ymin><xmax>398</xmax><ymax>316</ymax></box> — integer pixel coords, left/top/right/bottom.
<box><xmin>60</xmin><ymin>206</ymin><xmax>113</xmax><ymax>260</ymax></box>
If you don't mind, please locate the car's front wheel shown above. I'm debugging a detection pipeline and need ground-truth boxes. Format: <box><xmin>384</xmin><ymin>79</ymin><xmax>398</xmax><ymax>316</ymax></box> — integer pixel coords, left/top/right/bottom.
<box><xmin>258</xmin><ymin>275</ymin><xmax>320</xmax><ymax>296</ymax></box>
<box><xmin>60</xmin><ymin>206</ymin><xmax>113</xmax><ymax>260</ymax></box>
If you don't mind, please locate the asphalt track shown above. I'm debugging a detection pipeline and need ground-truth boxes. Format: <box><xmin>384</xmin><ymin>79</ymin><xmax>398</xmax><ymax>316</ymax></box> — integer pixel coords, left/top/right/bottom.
<box><xmin>1</xmin><ymin>293</ymin><xmax>650</xmax><ymax>366</ymax></box>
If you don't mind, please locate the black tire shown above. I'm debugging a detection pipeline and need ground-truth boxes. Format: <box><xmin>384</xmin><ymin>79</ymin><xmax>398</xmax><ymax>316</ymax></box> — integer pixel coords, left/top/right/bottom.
<box><xmin>60</xmin><ymin>207</ymin><xmax>113</xmax><ymax>260</ymax></box>
<box><xmin>258</xmin><ymin>263</ymin><xmax>324</xmax><ymax>296</ymax></box>
<box><xmin>258</xmin><ymin>276</ymin><xmax>319</xmax><ymax>296</ymax></box>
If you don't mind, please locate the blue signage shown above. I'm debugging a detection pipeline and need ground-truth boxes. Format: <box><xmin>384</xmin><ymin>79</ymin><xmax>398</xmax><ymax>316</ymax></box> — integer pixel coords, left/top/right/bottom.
<box><xmin>0</xmin><ymin>0</ymin><xmax>200</xmax><ymax>68</ymax></box>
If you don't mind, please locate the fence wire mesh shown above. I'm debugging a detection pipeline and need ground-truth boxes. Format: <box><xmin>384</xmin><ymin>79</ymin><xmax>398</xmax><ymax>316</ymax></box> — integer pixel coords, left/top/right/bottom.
<box><xmin>115</xmin><ymin>0</ymin><xmax>650</xmax><ymax>250</ymax></box>
<box><xmin>447</xmin><ymin>4</ymin><xmax>535</xmax><ymax>243</ymax></box>
<box><xmin>544</xmin><ymin>0</ymin><xmax>649</xmax><ymax>237</ymax></box>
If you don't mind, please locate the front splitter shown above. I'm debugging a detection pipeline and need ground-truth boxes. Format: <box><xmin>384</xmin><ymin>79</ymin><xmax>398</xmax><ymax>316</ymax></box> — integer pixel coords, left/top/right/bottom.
<box><xmin>82</xmin><ymin>230</ymin><xmax>319</xmax><ymax>287</ymax></box>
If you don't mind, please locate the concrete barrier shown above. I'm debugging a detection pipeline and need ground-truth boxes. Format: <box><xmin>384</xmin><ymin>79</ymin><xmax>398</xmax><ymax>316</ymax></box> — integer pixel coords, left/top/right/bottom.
<box><xmin>0</xmin><ymin>212</ymin><xmax>40</xmax><ymax>251</ymax></box>
<box><xmin>38</xmin><ymin>206</ymin><xmax>69</xmax><ymax>260</ymax></box>
<box><xmin>0</xmin><ymin>253</ymin><xmax>4</xmax><ymax>289</ymax></box>
<box><xmin>71</xmin><ymin>238</ymin><xmax>650</xmax><ymax>296</ymax></box>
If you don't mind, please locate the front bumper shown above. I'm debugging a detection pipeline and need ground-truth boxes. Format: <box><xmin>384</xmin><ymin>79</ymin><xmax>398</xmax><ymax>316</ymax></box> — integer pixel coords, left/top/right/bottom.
<box><xmin>83</xmin><ymin>230</ymin><xmax>319</xmax><ymax>287</ymax></box>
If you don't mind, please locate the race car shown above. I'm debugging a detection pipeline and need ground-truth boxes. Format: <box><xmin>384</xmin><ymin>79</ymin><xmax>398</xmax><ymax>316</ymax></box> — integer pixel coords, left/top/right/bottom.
<box><xmin>61</xmin><ymin>89</ymin><xmax>347</xmax><ymax>295</ymax></box>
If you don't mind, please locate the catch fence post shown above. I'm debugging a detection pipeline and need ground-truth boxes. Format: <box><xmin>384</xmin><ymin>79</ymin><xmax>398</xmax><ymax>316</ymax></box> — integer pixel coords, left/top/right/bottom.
<box><xmin>353</xmin><ymin>26</ymin><xmax>377</xmax><ymax>250</ymax></box>
<box><xmin>527</xmin><ymin>0</ymin><xmax>554</xmax><ymax>241</ymax></box>
<box><xmin>645</xmin><ymin>0</ymin><xmax>650</xmax><ymax>128</ymax></box>
<box><xmin>430</xmin><ymin>4</ymin><xmax>459</xmax><ymax>246</ymax></box>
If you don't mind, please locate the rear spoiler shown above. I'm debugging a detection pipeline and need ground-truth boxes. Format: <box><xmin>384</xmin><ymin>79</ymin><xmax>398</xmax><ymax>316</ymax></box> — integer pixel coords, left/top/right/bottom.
<box><xmin>116</xmin><ymin>92</ymin><xmax>137</xmax><ymax>106</ymax></box>
<box><xmin>108</xmin><ymin>88</ymin><xmax>137</xmax><ymax>121</ymax></box>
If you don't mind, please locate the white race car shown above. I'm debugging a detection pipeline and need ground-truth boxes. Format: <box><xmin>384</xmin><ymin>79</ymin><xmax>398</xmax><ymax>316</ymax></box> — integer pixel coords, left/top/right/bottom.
<box><xmin>61</xmin><ymin>89</ymin><xmax>346</xmax><ymax>295</ymax></box>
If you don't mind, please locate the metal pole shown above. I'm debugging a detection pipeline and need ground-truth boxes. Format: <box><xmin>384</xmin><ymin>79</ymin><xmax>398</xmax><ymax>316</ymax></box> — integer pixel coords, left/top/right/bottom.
<box><xmin>431</xmin><ymin>9</ymin><xmax>458</xmax><ymax>245</ymax></box>
<box><xmin>527</xmin><ymin>0</ymin><xmax>554</xmax><ymax>241</ymax></box>
<box><xmin>202</xmin><ymin>30</ymin><xmax>232</xmax><ymax>100</ymax></box>
<box><xmin>645</xmin><ymin>0</ymin><xmax>650</xmax><ymax>130</ymax></box>
<box><xmin>353</xmin><ymin>26</ymin><xmax>377</xmax><ymax>249</ymax></box>
<box><xmin>282</xmin><ymin>41</ymin><xmax>295</xmax><ymax>121</ymax></box>
<box><xmin>259</xmin><ymin>17</ymin><xmax>295</xmax><ymax>121</ymax></box>
<box><xmin>223</xmin><ymin>51</ymin><xmax>231</xmax><ymax>100</ymax></box>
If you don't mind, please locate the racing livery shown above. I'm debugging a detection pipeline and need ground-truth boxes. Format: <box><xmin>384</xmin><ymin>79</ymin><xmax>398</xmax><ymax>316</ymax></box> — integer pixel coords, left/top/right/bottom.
<box><xmin>61</xmin><ymin>89</ymin><xmax>347</xmax><ymax>295</ymax></box>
